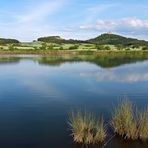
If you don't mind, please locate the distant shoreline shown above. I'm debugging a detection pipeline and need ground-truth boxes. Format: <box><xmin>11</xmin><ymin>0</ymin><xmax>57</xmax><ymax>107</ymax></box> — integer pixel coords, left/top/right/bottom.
<box><xmin>0</xmin><ymin>50</ymin><xmax>148</xmax><ymax>56</ymax></box>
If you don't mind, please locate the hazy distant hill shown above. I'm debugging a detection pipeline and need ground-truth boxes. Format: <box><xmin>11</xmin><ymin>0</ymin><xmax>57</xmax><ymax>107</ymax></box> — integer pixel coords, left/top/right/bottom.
<box><xmin>87</xmin><ymin>33</ymin><xmax>148</xmax><ymax>46</ymax></box>
<box><xmin>0</xmin><ymin>38</ymin><xmax>19</xmax><ymax>44</ymax></box>
<box><xmin>37</xmin><ymin>36</ymin><xmax>86</xmax><ymax>44</ymax></box>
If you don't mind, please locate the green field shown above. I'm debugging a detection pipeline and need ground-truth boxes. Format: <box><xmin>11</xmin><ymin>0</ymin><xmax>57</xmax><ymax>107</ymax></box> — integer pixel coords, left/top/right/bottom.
<box><xmin>0</xmin><ymin>33</ymin><xmax>148</xmax><ymax>52</ymax></box>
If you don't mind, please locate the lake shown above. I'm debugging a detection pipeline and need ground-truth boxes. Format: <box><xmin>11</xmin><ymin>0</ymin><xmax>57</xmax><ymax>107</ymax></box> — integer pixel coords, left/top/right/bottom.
<box><xmin>0</xmin><ymin>54</ymin><xmax>148</xmax><ymax>148</ymax></box>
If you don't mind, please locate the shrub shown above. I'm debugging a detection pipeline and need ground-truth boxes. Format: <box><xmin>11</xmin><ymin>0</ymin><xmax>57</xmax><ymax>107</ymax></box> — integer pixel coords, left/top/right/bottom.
<box><xmin>125</xmin><ymin>48</ymin><xmax>130</xmax><ymax>51</ymax></box>
<box><xmin>47</xmin><ymin>44</ymin><xmax>54</xmax><ymax>50</ymax></box>
<box><xmin>96</xmin><ymin>45</ymin><xmax>104</xmax><ymax>50</ymax></box>
<box><xmin>0</xmin><ymin>47</ymin><xmax>4</xmax><ymax>50</ymax></box>
<box><xmin>8</xmin><ymin>44</ymin><xmax>15</xmax><ymax>50</ymax></box>
<box><xmin>104</xmin><ymin>46</ymin><xmax>111</xmax><ymax>50</ymax></box>
<box><xmin>40</xmin><ymin>42</ymin><xmax>47</xmax><ymax>50</ymax></box>
<box><xmin>69</xmin><ymin>45</ymin><xmax>79</xmax><ymax>50</ymax></box>
<box><xmin>142</xmin><ymin>46</ymin><xmax>148</xmax><ymax>50</ymax></box>
<box><xmin>33</xmin><ymin>47</ymin><xmax>38</xmax><ymax>50</ymax></box>
<box><xmin>59</xmin><ymin>46</ymin><xmax>64</xmax><ymax>50</ymax></box>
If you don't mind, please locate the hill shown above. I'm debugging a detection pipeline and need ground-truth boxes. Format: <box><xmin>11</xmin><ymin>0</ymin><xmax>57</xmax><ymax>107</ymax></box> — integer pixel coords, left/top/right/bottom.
<box><xmin>87</xmin><ymin>33</ymin><xmax>148</xmax><ymax>46</ymax></box>
<box><xmin>0</xmin><ymin>38</ymin><xmax>19</xmax><ymax>44</ymax></box>
<box><xmin>37</xmin><ymin>36</ymin><xmax>86</xmax><ymax>44</ymax></box>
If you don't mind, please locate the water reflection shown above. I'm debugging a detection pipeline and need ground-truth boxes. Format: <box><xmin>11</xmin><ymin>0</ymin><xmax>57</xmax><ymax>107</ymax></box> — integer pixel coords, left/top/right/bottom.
<box><xmin>37</xmin><ymin>54</ymin><xmax>148</xmax><ymax>68</ymax></box>
<box><xmin>0</xmin><ymin>54</ymin><xmax>148</xmax><ymax>148</ymax></box>
<box><xmin>0</xmin><ymin>54</ymin><xmax>148</xmax><ymax>68</ymax></box>
<box><xmin>80</xmin><ymin>61</ymin><xmax>148</xmax><ymax>83</ymax></box>
<box><xmin>0</xmin><ymin>56</ymin><xmax>20</xmax><ymax>65</ymax></box>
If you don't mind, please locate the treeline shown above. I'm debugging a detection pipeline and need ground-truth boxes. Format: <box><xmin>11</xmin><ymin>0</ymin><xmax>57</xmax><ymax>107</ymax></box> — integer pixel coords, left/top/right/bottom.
<box><xmin>37</xmin><ymin>34</ymin><xmax>148</xmax><ymax>47</ymax></box>
<box><xmin>0</xmin><ymin>38</ymin><xmax>19</xmax><ymax>45</ymax></box>
<box><xmin>1</xmin><ymin>33</ymin><xmax>148</xmax><ymax>47</ymax></box>
<box><xmin>37</xmin><ymin>36</ymin><xmax>87</xmax><ymax>44</ymax></box>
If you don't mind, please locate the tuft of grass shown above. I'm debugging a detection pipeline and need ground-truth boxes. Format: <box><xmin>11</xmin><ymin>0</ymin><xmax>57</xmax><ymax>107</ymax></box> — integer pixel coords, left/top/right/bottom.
<box><xmin>111</xmin><ymin>99</ymin><xmax>138</xmax><ymax>140</ymax></box>
<box><xmin>94</xmin><ymin>117</ymin><xmax>106</xmax><ymax>143</ymax></box>
<box><xmin>68</xmin><ymin>111</ymin><xmax>106</xmax><ymax>145</ymax></box>
<box><xmin>112</xmin><ymin>99</ymin><xmax>148</xmax><ymax>141</ymax></box>
<box><xmin>137</xmin><ymin>108</ymin><xmax>148</xmax><ymax>141</ymax></box>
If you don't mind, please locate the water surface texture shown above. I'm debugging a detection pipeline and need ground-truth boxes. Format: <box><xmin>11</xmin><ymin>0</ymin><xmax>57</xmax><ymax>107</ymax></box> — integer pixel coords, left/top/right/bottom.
<box><xmin>0</xmin><ymin>55</ymin><xmax>148</xmax><ymax>148</ymax></box>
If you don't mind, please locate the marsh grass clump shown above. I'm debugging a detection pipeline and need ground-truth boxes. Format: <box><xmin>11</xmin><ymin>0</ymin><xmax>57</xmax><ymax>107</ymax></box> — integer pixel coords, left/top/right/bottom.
<box><xmin>137</xmin><ymin>108</ymin><xmax>148</xmax><ymax>141</ymax></box>
<box><xmin>93</xmin><ymin>117</ymin><xmax>106</xmax><ymax>143</ymax></box>
<box><xmin>111</xmin><ymin>99</ymin><xmax>138</xmax><ymax>140</ymax></box>
<box><xmin>68</xmin><ymin>111</ymin><xmax>106</xmax><ymax>145</ymax></box>
<box><xmin>112</xmin><ymin>99</ymin><xmax>148</xmax><ymax>141</ymax></box>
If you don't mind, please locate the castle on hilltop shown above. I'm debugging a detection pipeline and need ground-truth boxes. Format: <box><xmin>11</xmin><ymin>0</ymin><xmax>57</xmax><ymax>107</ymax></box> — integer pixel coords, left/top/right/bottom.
<box><xmin>107</xmin><ymin>32</ymin><xmax>112</xmax><ymax>34</ymax></box>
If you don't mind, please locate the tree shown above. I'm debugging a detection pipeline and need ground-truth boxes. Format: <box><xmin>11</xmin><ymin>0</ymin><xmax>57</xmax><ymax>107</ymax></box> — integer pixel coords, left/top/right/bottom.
<box><xmin>40</xmin><ymin>42</ymin><xmax>47</xmax><ymax>50</ymax></box>
<box><xmin>8</xmin><ymin>44</ymin><xmax>15</xmax><ymax>50</ymax></box>
<box><xmin>96</xmin><ymin>45</ymin><xmax>104</xmax><ymax>50</ymax></box>
<box><xmin>69</xmin><ymin>45</ymin><xmax>79</xmax><ymax>50</ymax></box>
<box><xmin>142</xmin><ymin>46</ymin><xmax>148</xmax><ymax>50</ymax></box>
<box><xmin>104</xmin><ymin>46</ymin><xmax>111</xmax><ymax>50</ymax></box>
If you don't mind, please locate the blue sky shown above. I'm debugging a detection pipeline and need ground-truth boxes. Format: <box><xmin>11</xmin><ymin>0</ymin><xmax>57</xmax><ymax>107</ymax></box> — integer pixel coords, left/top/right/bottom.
<box><xmin>0</xmin><ymin>0</ymin><xmax>148</xmax><ymax>41</ymax></box>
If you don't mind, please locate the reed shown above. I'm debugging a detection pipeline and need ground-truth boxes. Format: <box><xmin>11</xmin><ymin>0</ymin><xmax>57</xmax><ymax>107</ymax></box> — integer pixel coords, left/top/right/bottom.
<box><xmin>111</xmin><ymin>99</ymin><xmax>138</xmax><ymax>140</ymax></box>
<box><xmin>112</xmin><ymin>99</ymin><xmax>148</xmax><ymax>141</ymax></box>
<box><xmin>137</xmin><ymin>108</ymin><xmax>148</xmax><ymax>141</ymax></box>
<box><xmin>94</xmin><ymin>117</ymin><xmax>106</xmax><ymax>143</ymax></box>
<box><xmin>68</xmin><ymin>111</ymin><xmax>106</xmax><ymax>145</ymax></box>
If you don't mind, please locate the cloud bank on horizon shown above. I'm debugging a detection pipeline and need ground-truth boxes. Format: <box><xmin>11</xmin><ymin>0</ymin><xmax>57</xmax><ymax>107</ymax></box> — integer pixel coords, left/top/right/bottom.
<box><xmin>0</xmin><ymin>0</ymin><xmax>148</xmax><ymax>41</ymax></box>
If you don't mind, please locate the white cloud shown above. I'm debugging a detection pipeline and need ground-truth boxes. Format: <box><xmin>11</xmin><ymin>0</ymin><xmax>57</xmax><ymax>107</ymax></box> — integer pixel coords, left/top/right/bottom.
<box><xmin>80</xmin><ymin>61</ymin><xmax>148</xmax><ymax>83</ymax></box>
<box><xmin>80</xmin><ymin>18</ymin><xmax>148</xmax><ymax>30</ymax></box>
<box><xmin>80</xmin><ymin>18</ymin><xmax>148</xmax><ymax>37</ymax></box>
<box><xmin>79</xmin><ymin>18</ymin><xmax>148</xmax><ymax>40</ymax></box>
<box><xmin>81</xmin><ymin>71</ymin><xmax>148</xmax><ymax>83</ymax></box>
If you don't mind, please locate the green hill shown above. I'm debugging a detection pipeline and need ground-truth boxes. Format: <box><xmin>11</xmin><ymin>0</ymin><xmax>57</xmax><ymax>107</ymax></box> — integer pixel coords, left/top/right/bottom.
<box><xmin>37</xmin><ymin>36</ymin><xmax>86</xmax><ymax>44</ymax></box>
<box><xmin>87</xmin><ymin>33</ymin><xmax>148</xmax><ymax>46</ymax></box>
<box><xmin>0</xmin><ymin>38</ymin><xmax>19</xmax><ymax>44</ymax></box>
<box><xmin>37</xmin><ymin>34</ymin><xmax>148</xmax><ymax>47</ymax></box>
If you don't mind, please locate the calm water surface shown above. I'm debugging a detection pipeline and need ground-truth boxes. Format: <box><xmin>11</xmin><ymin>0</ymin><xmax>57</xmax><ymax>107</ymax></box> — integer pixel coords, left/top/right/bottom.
<box><xmin>0</xmin><ymin>55</ymin><xmax>148</xmax><ymax>148</ymax></box>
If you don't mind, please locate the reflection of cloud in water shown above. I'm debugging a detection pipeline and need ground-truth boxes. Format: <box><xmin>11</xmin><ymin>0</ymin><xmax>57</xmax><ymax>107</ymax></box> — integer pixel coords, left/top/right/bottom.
<box><xmin>80</xmin><ymin>62</ymin><xmax>148</xmax><ymax>83</ymax></box>
<box><xmin>22</xmin><ymin>79</ymin><xmax>67</xmax><ymax>101</ymax></box>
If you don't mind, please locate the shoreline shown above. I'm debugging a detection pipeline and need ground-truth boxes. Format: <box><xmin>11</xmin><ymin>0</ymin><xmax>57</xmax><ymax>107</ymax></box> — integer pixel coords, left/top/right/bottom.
<box><xmin>0</xmin><ymin>50</ymin><xmax>148</xmax><ymax>55</ymax></box>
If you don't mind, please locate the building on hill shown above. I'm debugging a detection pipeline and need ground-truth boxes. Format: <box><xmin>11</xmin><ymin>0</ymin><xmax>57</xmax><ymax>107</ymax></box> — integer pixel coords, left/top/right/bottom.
<box><xmin>107</xmin><ymin>32</ymin><xmax>112</xmax><ymax>35</ymax></box>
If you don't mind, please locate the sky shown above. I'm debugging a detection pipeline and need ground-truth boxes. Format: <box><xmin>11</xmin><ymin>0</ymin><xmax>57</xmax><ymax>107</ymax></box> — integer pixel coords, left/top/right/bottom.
<box><xmin>0</xmin><ymin>0</ymin><xmax>148</xmax><ymax>41</ymax></box>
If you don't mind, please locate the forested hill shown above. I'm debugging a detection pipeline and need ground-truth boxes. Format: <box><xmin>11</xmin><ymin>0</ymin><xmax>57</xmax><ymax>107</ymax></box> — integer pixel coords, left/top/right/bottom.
<box><xmin>87</xmin><ymin>33</ymin><xmax>148</xmax><ymax>46</ymax></box>
<box><xmin>37</xmin><ymin>34</ymin><xmax>148</xmax><ymax>46</ymax></box>
<box><xmin>37</xmin><ymin>36</ymin><xmax>86</xmax><ymax>44</ymax></box>
<box><xmin>0</xmin><ymin>38</ymin><xmax>19</xmax><ymax>44</ymax></box>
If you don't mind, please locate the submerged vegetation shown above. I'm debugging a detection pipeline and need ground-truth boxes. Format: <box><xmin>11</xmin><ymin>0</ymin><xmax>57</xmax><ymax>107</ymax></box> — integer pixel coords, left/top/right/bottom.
<box><xmin>69</xmin><ymin>99</ymin><xmax>148</xmax><ymax>146</ymax></box>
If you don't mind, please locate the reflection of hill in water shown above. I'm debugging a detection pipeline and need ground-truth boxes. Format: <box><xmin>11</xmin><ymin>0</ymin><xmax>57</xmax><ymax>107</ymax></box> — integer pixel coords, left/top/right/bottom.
<box><xmin>37</xmin><ymin>54</ymin><xmax>148</xmax><ymax>68</ymax></box>
<box><xmin>0</xmin><ymin>56</ymin><xmax>20</xmax><ymax>65</ymax></box>
<box><xmin>0</xmin><ymin>53</ymin><xmax>148</xmax><ymax>68</ymax></box>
